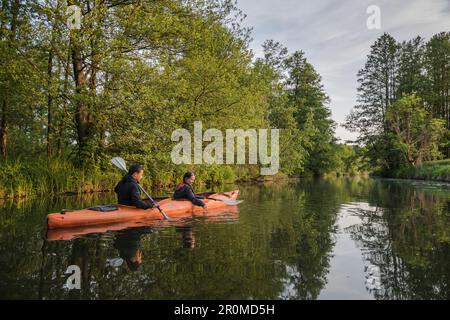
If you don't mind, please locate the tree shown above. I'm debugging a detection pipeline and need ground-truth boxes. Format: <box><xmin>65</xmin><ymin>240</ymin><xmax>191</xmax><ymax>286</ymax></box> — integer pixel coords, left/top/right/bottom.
<box><xmin>0</xmin><ymin>0</ymin><xmax>345</xmax><ymax>193</ymax></box>
<box><xmin>345</xmin><ymin>33</ymin><xmax>400</xmax><ymax>170</ymax></box>
<box><xmin>284</xmin><ymin>50</ymin><xmax>335</xmax><ymax>175</ymax></box>
<box><xmin>258</xmin><ymin>41</ymin><xmax>306</xmax><ymax>175</ymax></box>
<box><xmin>424</xmin><ymin>32</ymin><xmax>450</xmax><ymax>157</ymax></box>
<box><xmin>386</xmin><ymin>93</ymin><xmax>446</xmax><ymax>166</ymax></box>
<box><xmin>345</xmin><ymin>32</ymin><xmax>450</xmax><ymax>172</ymax></box>
<box><xmin>397</xmin><ymin>36</ymin><xmax>427</xmax><ymax>98</ymax></box>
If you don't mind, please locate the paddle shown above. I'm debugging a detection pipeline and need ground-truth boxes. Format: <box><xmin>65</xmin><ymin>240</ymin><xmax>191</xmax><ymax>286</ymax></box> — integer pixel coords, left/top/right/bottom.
<box><xmin>111</xmin><ymin>157</ymin><xmax>170</xmax><ymax>220</ymax></box>
<box><xmin>165</xmin><ymin>191</ymin><xmax>243</xmax><ymax>206</ymax></box>
<box><xmin>207</xmin><ymin>197</ymin><xmax>243</xmax><ymax>205</ymax></box>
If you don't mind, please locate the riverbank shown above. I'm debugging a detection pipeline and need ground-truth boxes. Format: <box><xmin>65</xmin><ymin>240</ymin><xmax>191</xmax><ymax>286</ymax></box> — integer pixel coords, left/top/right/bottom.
<box><xmin>0</xmin><ymin>159</ymin><xmax>119</xmax><ymax>200</ymax></box>
<box><xmin>0</xmin><ymin>154</ymin><xmax>364</xmax><ymax>200</ymax></box>
<box><xmin>378</xmin><ymin>160</ymin><xmax>450</xmax><ymax>183</ymax></box>
<box><xmin>0</xmin><ymin>159</ymin><xmax>292</xmax><ymax>200</ymax></box>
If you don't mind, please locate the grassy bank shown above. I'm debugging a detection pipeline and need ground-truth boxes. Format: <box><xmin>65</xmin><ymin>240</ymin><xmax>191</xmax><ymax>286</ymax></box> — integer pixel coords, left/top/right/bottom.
<box><xmin>0</xmin><ymin>159</ymin><xmax>120</xmax><ymax>199</ymax></box>
<box><xmin>383</xmin><ymin>160</ymin><xmax>450</xmax><ymax>182</ymax></box>
<box><xmin>0</xmin><ymin>159</ymin><xmax>271</xmax><ymax>200</ymax></box>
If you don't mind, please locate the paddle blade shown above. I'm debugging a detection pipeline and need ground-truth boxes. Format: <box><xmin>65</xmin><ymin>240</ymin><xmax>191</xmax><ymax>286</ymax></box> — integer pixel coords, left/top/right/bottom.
<box><xmin>111</xmin><ymin>157</ymin><xmax>127</xmax><ymax>172</ymax></box>
<box><xmin>206</xmin><ymin>196</ymin><xmax>243</xmax><ymax>206</ymax></box>
<box><xmin>222</xmin><ymin>199</ymin><xmax>243</xmax><ymax>205</ymax></box>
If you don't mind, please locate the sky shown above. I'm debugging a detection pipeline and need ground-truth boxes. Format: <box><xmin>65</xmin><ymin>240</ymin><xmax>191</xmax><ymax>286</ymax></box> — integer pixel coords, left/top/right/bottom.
<box><xmin>236</xmin><ymin>0</ymin><xmax>450</xmax><ymax>142</ymax></box>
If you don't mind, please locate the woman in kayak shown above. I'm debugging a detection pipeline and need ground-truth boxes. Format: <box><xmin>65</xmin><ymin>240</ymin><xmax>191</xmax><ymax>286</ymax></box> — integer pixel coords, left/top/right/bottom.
<box><xmin>173</xmin><ymin>172</ymin><xmax>207</xmax><ymax>208</ymax></box>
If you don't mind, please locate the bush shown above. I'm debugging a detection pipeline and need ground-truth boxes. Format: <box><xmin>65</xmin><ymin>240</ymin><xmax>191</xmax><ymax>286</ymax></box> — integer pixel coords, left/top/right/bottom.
<box><xmin>386</xmin><ymin>160</ymin><xmax>450</xmax><ymax>182</ymax></box>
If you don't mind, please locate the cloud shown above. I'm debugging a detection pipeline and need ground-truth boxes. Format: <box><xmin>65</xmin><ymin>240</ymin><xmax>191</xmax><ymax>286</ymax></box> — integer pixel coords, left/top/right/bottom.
<box><xmin>237</xmin><ymin>0</ymin><xmax>450</xmax><ymax>141</ymax></box>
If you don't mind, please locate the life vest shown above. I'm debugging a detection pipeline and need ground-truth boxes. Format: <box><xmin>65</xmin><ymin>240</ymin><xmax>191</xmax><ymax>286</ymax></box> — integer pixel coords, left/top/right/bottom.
<box><xmin>176</xmin><ymin>182</ymin><xmax>195</xmax><ymax>193</ymax></box>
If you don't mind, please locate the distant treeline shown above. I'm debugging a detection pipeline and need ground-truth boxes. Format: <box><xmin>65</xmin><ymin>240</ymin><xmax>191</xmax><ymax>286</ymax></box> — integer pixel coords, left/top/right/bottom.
<box><xmin>0</xmin><ymin>0</ymin><xmax>362</xmax><ymax>198</ymax></box>
<box><xmin>346</xmin><ymin>32</ymin><xmax>450</xmax><ymax>174</ymax></box>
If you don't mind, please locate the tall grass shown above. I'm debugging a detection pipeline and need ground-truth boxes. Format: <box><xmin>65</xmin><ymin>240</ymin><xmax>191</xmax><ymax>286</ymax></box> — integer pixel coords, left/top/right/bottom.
<box><xmin>0</xmin><ymin>159</ymin><xmax>121</xmax><ymax>199</ymax></box>
<box><xmin>391</xmin><ymin>160</ymin><xmax>450</xmax><ymax>182</ymax></box>
<box><xmin>0</xmin><ymin>158</ymin><xmax>260</xmax><ymax>200</ymax></box>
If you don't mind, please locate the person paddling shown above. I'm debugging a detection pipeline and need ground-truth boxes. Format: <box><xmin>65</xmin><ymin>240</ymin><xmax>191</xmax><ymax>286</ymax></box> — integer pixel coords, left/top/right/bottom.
<box><xmin>114</xmin><ymin>164</ymin><xmax>155</xmax><ymax>210</ymax></box>
<box><xmin>173</xmin><ymin>172</ymin><xmax>207</xmax><ymax>208</ymax></box>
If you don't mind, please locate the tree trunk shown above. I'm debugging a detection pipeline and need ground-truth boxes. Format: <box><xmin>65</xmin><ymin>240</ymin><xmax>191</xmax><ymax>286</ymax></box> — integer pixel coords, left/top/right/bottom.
<box><xmin>0</xmin><ymin>0</ymin><xmax>7</xmax><ymax>40</ymax></box>
<box><xmin>47</xmin><ymin>48</ymin><xmax>54</xmax><ymax>158</ymax></box>
<box><xmin>46</xmin><ymin>0</ymin><xmax>63</xmax><ymax>159</ymax></box>
<box><xmin>0</xmin><ymin>0</ymin><xmax>20</xmax><ymax>159</ymax></box>
<box><xmin>56</xmin><ymin>48</ymin><xmax>71</xmax><ymax>158</ymax></box>
<box><xmin>72</xmin><ymin>40</ymin><xmax>92</xmax><ymax>158</ymax></box>
<box><xmin>0</xmin><ymin>99</ymin><xmax>7</xmax><ymax>158</ymax></box>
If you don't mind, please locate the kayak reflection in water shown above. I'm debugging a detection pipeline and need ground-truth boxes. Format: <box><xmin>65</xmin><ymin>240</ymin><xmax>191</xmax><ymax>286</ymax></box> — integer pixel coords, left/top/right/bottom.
<box><xmin>113</xmin><ymin>227</ymin><xmax>156</xmax><ymax>272</ymax></box>
<box><xmin>176</xmin><ymin>226</ymin><xmax>196</xmax><ymax>249</ymax></box>
<box><xmin>173</xmin><ymin>172</ymin><xmax>207</xmax><ymax>209</ymax></box>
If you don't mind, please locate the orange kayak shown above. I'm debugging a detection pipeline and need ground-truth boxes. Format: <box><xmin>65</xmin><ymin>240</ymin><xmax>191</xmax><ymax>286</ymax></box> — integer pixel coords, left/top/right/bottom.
<box><xmin>47</xmin><ymin>190</ymin><xmax>240</xmax><ymax>230</ymax></box>
<box><xmin>46</xmin><ymin>205</ymin><xmax>239</xmax><ymax>241</ymax></box>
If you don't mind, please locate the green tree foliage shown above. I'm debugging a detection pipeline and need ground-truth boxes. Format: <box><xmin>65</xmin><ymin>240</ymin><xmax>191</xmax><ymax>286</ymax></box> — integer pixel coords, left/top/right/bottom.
<box><xmin>386</xmin><ymin>93</ymin><xmax>446</xmax><ymax>166</ymax></box>
<box><xmin>256</xmin><ymin>40</ymin><xmax>306</xmax><ymax>175</ymax></box>
<box><xmin>259</xmin><ymin>41</ymin><xmax>337</xmax><ymax>176</ymax></box>
<box><xmin>345</xmin><ymin>33</ymin><xmax>400</xmax><ymax>170</ymax></box>
<box><xmin>284</xmin><ymin>51</ymin><xmax>336</xmax><ymax>176</ymax></box>
<box><xmin>345</xmin><ymin>32</ymin><xmax>450</xmax><ymax>172</ymax></box>
<box><xmin>327</xmin><ymin>144</ymin><xmax>370</xmax><ymax>176</ymax></box>
<box><xmin>424</xmin><ymin>32</ymin><xmax>450</xmax><ymax>156</ymax></box>
<box><xmin>0</xmin><ymin>0</ymin><xmax>345</xmax><ymax>197</ymax></box>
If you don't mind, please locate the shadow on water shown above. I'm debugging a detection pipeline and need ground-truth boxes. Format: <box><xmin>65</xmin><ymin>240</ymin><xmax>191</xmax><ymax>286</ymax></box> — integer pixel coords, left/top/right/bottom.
<box><xmin>0</xmin><ymin>177</ymin><xmax>449</xmax><ymax>299</ymax></box>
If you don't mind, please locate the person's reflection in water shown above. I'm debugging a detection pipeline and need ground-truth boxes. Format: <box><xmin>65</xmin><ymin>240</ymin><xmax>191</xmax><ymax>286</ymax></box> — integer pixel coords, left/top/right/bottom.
<box><xmin>113</xmin><ymin>227</ymin><xmax>156</xmax><ymax>271</ymax></box>
<box><xmin>176</xmin><ymin>226</ymin><xmax>196</xmax><ymax>249</ymax></box>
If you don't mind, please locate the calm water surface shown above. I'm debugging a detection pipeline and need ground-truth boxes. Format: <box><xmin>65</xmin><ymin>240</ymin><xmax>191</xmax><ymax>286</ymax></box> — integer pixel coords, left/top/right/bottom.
<box><xmin>0</xmin><ymin>177</ymin><xmax>449</xmax><ymax>299</ymax></box>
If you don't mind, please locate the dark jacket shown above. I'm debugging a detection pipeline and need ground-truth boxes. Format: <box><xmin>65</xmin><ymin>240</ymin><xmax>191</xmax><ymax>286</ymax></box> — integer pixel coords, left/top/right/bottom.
<box><xmin>173</xmin><ymin>183</ymin><xmax>205</xmax><ymax>207</ymax></box>
<box><xmin>114</xmin><ymin>174</ymin><xmax>154</xmax><ymax>209</ymax></box>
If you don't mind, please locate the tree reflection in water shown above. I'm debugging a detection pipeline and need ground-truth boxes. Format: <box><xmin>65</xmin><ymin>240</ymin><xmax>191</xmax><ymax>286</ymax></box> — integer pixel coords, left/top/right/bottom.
<box><xmin>344</xmin><ymin>181</ymin><xmax>450</xmax><ymax>299</ymax></box>
<box><xmin>1</xmin><ymin>178</ymin><xmax>449</xmax><ymax>299</ymax></box>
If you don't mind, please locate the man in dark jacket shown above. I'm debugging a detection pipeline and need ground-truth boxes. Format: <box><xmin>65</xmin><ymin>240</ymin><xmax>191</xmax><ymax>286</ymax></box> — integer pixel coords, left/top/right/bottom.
<box><xmin>114</xmin><ymin>164</ymin><xmax>154</xmax><ymax>210</ymax></box>
<box><xmin>173</xmin><ymin>172</ymin><xmax>206</xmax><ymax>208</ymax></box>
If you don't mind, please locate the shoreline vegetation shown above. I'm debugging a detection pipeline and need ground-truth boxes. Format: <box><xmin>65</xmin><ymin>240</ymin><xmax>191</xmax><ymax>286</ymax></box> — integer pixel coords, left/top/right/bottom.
<box><xmin>2</xmin><ymin>156</ymin><xmax>449</xmax><ymax>201</ymax></box>
<box><xmin>0</xmin><ymin>1</ymin><xmax>363</xmax><ymax>202</ymax></box>
<box><xmin>344</xmin><ymin>32</ymin><xmax>450</xmax><ymax>180</ymax></box>
<box><xmin>0</xmin><ymin>156</ymin><xmax>364</xmax><ymax>200</ymax></box>
<box><xmin>0</xmin><ymin>158</ymin><xmax>291</xmax><ymax>200</ymax></box>
<box><xmin>1</xmin><ymin>1</ymin><xmax>449</xmax><ymax>202</ymax></box>
<box><xmin>375</xmin><ymin>160</ymin><xmax>450</xmax><ymax>183</ymax></box>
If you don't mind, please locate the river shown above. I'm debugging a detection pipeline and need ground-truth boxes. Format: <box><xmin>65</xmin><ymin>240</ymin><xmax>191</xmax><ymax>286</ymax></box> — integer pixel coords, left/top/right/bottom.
<box><xmin>0</xmin><ymin>177</ymin><xmax>449</xmax><ymax>299</ymax></box>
